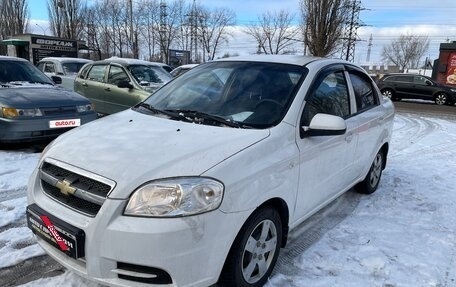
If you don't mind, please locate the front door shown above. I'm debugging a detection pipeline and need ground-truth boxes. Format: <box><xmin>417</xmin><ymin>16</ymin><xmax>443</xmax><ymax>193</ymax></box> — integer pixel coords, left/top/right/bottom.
<box><xmin>294</xmin><ymin>67</ymin><xmax>358</xmax><ymax>221</ymax></box>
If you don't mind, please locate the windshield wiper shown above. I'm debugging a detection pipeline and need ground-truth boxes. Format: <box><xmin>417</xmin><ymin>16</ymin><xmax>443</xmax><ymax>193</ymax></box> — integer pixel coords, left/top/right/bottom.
<box><xmin>166</xmin><ymin>109</ymin><xmax>249</xmax><ymax>128</ymax></box>
<box><xmin>135</xmin><ymin>103</ymin><xmax>191</xmax><ymax>122</ymax></box>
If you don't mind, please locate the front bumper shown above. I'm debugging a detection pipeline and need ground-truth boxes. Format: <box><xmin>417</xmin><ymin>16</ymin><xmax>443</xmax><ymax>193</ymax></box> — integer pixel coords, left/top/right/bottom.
<box><xmin>0</xmin><ymin>112</ymin><xmax>96</xmax><ymax>143</ymax></box>
<box><xmin>27</xmin><ymin>168</ymin><xmax>250</xmax><ymax>287</ymax></box>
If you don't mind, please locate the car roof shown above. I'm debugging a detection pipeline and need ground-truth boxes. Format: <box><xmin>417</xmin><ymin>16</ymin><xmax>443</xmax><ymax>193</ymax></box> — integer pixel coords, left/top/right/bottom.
<box><xmin>178</xmin><ymin>64</ymin><xmax>199</xmax><ymax>69</ymax></box>
<box><xmin>212</xmin><ymin>55</ymin><xmax>336</xmax><ymax>67</ymax></box>
<box><xmin>38</xmin><ymin>57</ymin><xmax>92</xmax><ymax>63</ymax></box>
<box><xmin>93</xmin><ymin>57</ymin><xmax>165</xmax><ymax>67</ymax></box>
<box><xmin>0</xmin><ymin>55</ymin><xmax>28</xmax><ymax>62</ymax></box>
<box><xmin>383</xmin><ymin>73</ymin><xmax>429</xmax><ymax>77</ymax></box>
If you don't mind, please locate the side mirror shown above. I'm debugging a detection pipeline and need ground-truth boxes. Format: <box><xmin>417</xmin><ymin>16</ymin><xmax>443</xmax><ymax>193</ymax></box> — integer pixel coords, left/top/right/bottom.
<box><xmin>117</xmin><ymin>80</ymin><xmax>133</xmax><ymax>89</ymax></box>
<box><xmin>302</xmin><ymin>113</ymin><xmax>347</xmax><ymax>138</ymax></box>
<box><xmin>51</xmin><ymin>76</ymin><xmax>62</xmax><ymax>84</ymax></box>
<box><xmin>425</xmin><ymin>80</ymin><xmax>432</xmax><ymax>86</ymax></box>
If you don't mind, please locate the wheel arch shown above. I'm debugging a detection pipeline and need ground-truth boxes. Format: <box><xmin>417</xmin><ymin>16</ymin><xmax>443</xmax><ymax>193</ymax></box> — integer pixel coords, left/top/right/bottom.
<box><xmin>257</xmin><ymin>197</ymin><xmax>290</xmax><ymax>247</ymax></box>
<box><xmin>379</xmin><ymin>142</ymin><xmax>389</xmax><ymax>170</ymax></box>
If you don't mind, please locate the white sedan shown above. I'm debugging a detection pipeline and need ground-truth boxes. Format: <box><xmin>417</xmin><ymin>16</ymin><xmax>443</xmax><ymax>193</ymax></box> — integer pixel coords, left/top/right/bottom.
<box><xmin>27</xmin><ymin>55</ymin><xmax>394</xmax><ymax>287</ymax></box>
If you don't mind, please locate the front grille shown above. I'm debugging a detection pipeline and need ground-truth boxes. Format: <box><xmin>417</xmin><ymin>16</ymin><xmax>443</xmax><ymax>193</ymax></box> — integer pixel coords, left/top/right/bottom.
<box><xmin>42</xmin><ymin>106</ymin><xmax>77</xmax><ymax>116</ymax></box>
<box><xmin>41</xmin><ymin>181</ymin><xmax>102</xmax><ymax>216</ymax></box>
<box><xmin>40</xmin><ymin>161</ymin><xmax>114</xmax><ymax>216</ymax></box>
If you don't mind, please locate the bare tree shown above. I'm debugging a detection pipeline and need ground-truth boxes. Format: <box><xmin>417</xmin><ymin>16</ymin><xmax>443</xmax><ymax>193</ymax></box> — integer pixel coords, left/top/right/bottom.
<box><xmin>245</xmin><ymin>10</ymin><xmax>299</xmax><ymax>55</ymax></box>
<box><xmin>0</xmin><ymin>0</ymin><xmax>29</xmax><ymax>37</ymax></box>
<box><xmin>47</xmin><ymin>0</ymin><xmax>86</xmax><ymax>39</ymax></box>
<box><xmin>137</xmin><ymin>0</ymin><xmax>160</xmax><ymax>61</ymax></box>
<box><xmin>300</xmin><ymin>0</ymin><xmax>350</xmax><ymax>57</ymax></box>
<box><xmin>0</xmin><ymin>0</ymin><xmax>29</xmax><ymax>55</ymax></box>
<box><xmin>382</xmin><ymin>34</ymin><xmax>430</xmax><ymax>71</ymax></box>
<box><xmin>198</xmin><ymin>7</ymin><xmax>235</xmax><ymax>61</ymax></box>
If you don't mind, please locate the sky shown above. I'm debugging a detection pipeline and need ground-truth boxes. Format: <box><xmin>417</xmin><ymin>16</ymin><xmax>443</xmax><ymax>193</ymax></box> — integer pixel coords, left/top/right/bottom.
<box><xmin>1</xmin><ymin>109</ymin><xmax>456</xmax><ymax>286</ymax></box>
<box><xmin>27</xmin><ymin>0</ymin><xmax>456</xmax><ymax>65</ymax></box>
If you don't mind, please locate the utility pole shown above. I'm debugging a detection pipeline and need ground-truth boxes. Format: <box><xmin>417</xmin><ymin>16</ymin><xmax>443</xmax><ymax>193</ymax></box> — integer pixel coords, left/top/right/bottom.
<box><xmin>128</xmin><ymin>0</ymin><xmax>138</xmax><ymax>58</ymax></box>
<box><xmin>341</xmin><ymin>0</ymin><xmax>365</xmax><ymax>62</ymax></box>
<box><xmin>366</xmin><ymin>34</ymin><xmax>373</xmax><ymax>62</ymax></box>
<box><xmin>160</xmin><ymin>0</ymin><xmax>168</xmax><ymax>63</ymax></box>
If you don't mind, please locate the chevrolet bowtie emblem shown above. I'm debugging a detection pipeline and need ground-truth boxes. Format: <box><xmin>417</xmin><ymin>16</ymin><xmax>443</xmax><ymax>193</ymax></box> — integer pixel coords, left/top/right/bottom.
<box><xmin>55</xmin><ymin>179</ymin><xmax>76</xmax><ymax>196</ymax></box>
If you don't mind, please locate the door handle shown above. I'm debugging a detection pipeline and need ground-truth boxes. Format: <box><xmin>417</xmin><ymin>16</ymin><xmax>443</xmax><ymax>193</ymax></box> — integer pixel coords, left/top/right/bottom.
<box><xmin>105</xmin><ymin>87</ymin><xmax>111</xmax><ymax>91</ymax></box>
<box><xmin>82</xmin><ymin>83</ymin><xmax>88</xmax><ymax>87</ymax></box>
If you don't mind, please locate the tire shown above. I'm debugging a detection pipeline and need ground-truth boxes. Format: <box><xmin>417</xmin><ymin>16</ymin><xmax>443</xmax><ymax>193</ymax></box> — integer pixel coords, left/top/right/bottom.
<box><xmin>355</xmin><ymin>150</ymin><xmax>384</xmax><ymax>194</ymax></box>
<box><xmin>381</xmin><ymin>89</ymin><xmax>394</xmax><ymax>99</ymax></box>
<box><xmin>381</xmin><ymin>89</ymin><xmax>400</xmax><ymax>101</ymax></box>
<box><xmin>434</xmin><ymin>93</ymin><xmax>448</xmax><ymax>105</ymax></box>
<box><xmin>218</xmin><ymin>207</ymin><xmax>282</xmax><ymax>287</ymax></box>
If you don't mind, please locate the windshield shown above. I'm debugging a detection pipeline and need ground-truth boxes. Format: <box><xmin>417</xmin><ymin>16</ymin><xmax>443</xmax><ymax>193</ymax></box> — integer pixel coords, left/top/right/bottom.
<box><xmin>142</xmin><ymin>61</ymin><xmax>305</xmax><ymax>129</ymax></box>
<box><xmin>128</xmin><ymin>65</ymin><xmax>173</xmax><ymax>85</ymax></box>
<box><xmin>0</xmin><ymin>60</ymin><xmax>54</xmax><ymax>85</ymax></box>
<box><xmin>62</xmin><ymin>62</ymin><xmax>88</xmax><ymax>75</ymax></box>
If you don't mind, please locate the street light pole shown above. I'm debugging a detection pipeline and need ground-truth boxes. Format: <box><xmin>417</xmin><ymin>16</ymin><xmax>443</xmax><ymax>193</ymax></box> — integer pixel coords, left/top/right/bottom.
<box><xmin>35</xmin><ymin>24</ymin><xmax>47</xmax><ymax>35</ymax></box>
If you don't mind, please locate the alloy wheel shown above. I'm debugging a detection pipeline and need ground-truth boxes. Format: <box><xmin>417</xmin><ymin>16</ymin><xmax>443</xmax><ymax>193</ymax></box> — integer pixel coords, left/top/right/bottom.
<box><xmin>369</xmin><ymin>153</ymin><xmax>383</xmax><ymax>188</ymax></box>
<box><xmin>241</xmin><ymin>219</ymin><xmax>278</xmax><ymax>284</ymax></box>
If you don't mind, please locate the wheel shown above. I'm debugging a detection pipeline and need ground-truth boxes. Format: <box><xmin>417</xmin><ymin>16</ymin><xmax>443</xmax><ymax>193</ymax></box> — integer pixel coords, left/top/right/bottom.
<box><xmin>355</xmin><ymin>150</ymin><xmax>384</xmax><ymax>194</ymax></box>
<box><xmin>434</xmin><ymin>93</ymin><xmax>448</xmax><ymax>105</ymax></box>
<box><xmin>218</xmin><ymin>207</ymin><xmax>282</xmax><ymax>287</ymax></box>
<box><xmin>381</xmin><ymin>89</ymin><xmax>394</xmax><ymax>99</ymax></box>
<box><xmin>381</xmin><ymin>89</ymin><xmax>400</xmax><ymax>101</ymax></box>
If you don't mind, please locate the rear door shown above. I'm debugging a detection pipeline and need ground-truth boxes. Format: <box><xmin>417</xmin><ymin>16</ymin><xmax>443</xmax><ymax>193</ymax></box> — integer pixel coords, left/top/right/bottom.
<box><xmin>410</xmin><ymin>75</ymin><xmax>435</xmax><ymax>100</ymax></box>
<box><xmin>346</xmin><ymin>66</ymin><xmax>384</xmax><ymax>177</ymax></box>
<box><xmin>392</xmin><ymin>75</ymin><xmax>414</xmax><ymax>97</ymax></box>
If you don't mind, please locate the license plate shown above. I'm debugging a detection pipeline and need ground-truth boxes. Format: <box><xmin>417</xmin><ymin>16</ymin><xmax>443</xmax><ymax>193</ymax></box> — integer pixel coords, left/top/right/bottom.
<box><xmin>49</xmin><ymin>119</ymin><xmax>81</xmax><ymax>129</ymax></box>
<box><xmin>26</xmin><ymin>204</ymin><xmax>85</xmax><ymax>259</ymax></box>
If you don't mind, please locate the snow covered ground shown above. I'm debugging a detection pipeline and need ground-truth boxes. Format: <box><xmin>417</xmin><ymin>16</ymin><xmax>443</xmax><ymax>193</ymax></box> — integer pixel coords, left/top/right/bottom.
<box><xmin>0</xmin><ymin>111</ymin><xmax>455</xmax><ymax>286</ymax></box>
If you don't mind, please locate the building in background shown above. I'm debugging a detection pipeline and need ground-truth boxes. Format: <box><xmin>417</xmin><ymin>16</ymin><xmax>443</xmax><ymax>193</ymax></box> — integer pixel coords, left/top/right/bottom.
<box><xmin>1</xmin><ymin>34</ymin><xmax>86</xmax><ymax>64</ymax></box>
<box><xmin>432</xmin><ymin>41</ymin><xmax>456</xmax><ymax>86</ymax></box>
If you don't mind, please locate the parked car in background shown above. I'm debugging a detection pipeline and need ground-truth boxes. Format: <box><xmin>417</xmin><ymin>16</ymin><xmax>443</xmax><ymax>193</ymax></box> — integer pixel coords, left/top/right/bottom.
<box><xmin>27</xmin><ymin>55</ymin><xmax>394</xmax><ymax>287</ymax></box>
<box><xmin>155</xmin><ymin>62</ymin><xmax>174</xmax><ymax>73</ymax></box>
<box><xmin>0</xmin><ymin>56</ymin><xmax>97</xmax><ymax>143</ymax></box>
<box><xmin>36</xmin><ymin>57</ymin><xmax>92</xmax><ymax>91</ymax></box>
<box><xmin>377</xmin><ymin>73</ymin><xmax>456</xmax><ymax>105</ymax></box>
<box><xmin>170</xmin><ymin>63</ymin><xmax>199</xmax><ymax>77</ymax></box>
<box><xmin>74</xmin><ymin>57</ymin><xmax>173</xmax><ymax>115</ymax></box>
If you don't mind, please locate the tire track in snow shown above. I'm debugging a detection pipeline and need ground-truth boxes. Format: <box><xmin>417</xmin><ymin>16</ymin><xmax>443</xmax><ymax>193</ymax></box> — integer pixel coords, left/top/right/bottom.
<box><xmin>273</xmin><ymin>191</ymin><xmax>362</xmax><ymax>276</ymax></box>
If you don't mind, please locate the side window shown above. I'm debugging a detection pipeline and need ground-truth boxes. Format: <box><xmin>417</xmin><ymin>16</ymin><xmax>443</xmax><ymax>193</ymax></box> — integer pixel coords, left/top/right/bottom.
<box><xmin>349</xmin><ymin>72</ymin><xmax>378</xmax><ymax>112</ymax></box>
<box><xmin>108</xmin><ymin>66</ymin><xmax>130</xmax><ymax>85</ymax></box>
<box><xmin>36</xmin><ymin>62</ymin><xmax>45</xmax><ymax>72</ymax></box>
<box><xmin>44</xmin><ymin>63</ymin><xmax>55</xmax><ymax>73</ymax></box>
<box><xmin>397</xmin><ymin>75</ymin><xmax>413</xmax><ymax>83</ymax></box>
<box><xmin>78</xmin><ymin>64</ymin><xmax>91</xmax><ymax>79</ymax></box>
<box><xmin>302</xmin><ymin>71</ymin><xmax>350</xmax><ymax>126</ymax></box>
<box><xmin>414</xmin><ymin>76</ymin><xmax>427</xmax><ymax>85</ymax></box>
<box><xmin>86</xmin><ymin>65</ymin><xmax>107</xmax><ymax>82</ymax></box>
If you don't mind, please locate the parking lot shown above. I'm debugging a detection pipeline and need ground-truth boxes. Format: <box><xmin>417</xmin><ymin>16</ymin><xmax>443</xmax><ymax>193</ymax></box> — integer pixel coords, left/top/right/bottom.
<box><xmin>0</xmin><ymin>100</ymin><xmax>455</xmax><ymax>286</ymax></box>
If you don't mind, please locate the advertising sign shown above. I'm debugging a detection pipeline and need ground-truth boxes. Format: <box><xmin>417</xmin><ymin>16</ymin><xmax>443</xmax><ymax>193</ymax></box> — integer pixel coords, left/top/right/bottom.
<box><xmin>31</xmin><ymin>36</ymin><xmax>78</xmax><ymax>64</ymax></box>
<box><xmin>446</xmin><ymin>52</ymin><xmax>456</xmax><ymax>85</ymax></box>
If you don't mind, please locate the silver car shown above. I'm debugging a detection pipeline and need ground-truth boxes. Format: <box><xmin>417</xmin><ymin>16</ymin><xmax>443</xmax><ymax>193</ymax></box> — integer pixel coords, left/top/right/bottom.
<box><xmin>0</xmin><ymin>56</ymin><xmax>97</xmax><ymax>143</ymax></box>
<box><xmin>36</xmin><ymin>57</ymin><xmax>92</xmax><ymax>91</ymax></box>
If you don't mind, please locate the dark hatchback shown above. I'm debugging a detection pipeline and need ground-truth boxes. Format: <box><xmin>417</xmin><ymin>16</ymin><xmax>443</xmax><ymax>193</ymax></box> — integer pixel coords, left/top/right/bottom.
<box><xmin>0</xmin><ymin>56</ymin><xmax>97</xmax><ymax>143</ymax></box>
<box><xmin>377</xmin><ymin>73</ymin><xmax>456</xmax><ymax>105</ymax></box>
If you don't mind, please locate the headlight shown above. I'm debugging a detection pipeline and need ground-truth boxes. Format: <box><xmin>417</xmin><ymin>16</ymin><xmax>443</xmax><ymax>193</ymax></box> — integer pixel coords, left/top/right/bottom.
<box><xmin>1</xmin><ymin>107</ymin><xmax>43</xmax><ymax>118</ymax></box>
<box><xmin>124</xmin><ymin>177</ymin><xmax>224</xmax><ymax>217</ymax></box>
<box><xmin>450</xmin><ymin>89</ymin><xmax>456</xmax><ymax>93</ymax></box>
<box><xmin>76</xmin><ymin>104</ymin><xmax>94</xmax><ymax>113</ymax></box>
